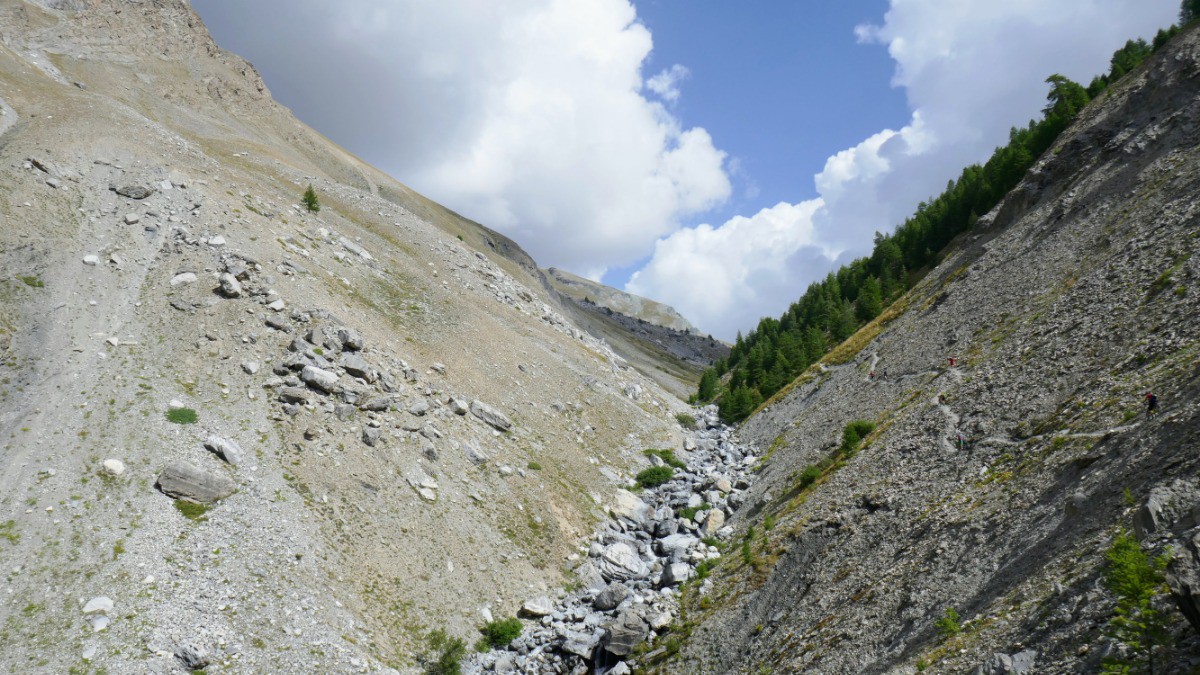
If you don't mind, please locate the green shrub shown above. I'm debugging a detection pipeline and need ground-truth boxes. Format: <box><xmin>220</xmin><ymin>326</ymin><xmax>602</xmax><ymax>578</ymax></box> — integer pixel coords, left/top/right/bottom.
<box><xmin>695</xmin><ymin>559</ymin><xmax>716</xmax><ymax>580</ymax></box>
<box><xmin>795</xmin><ymin>464</ymin><xmax>823</xmax><ymax>491</ymax></box>
<box><xmin>679</xmin><ymin>503</ymin><xmax>711</xmax><ymax>521</ymax></box>
<box><xmin>479</xmin><ymin>618</ymin><xmax>523</xmax><ymax>649</ymax></box>
<box><xmin>174</xmin><ymin>500</ymin><xmax>209</xmax><ymax>521</ymax></box>
<box><xmin>302</xmin><ymin>184</ymin><xmax>321</xmax><ymax>213</ymax></box>
<box><xmin>1101</xmin><ymin>532</ymin><xmax>1171</xmax><ymax>674</ymax></box>
<box><xmin>839</xmin><ymin>420</ymin><xmax>876</xmax><ymax>455</ymax></box>
<box><xmin>425</xmin><ymin>629</ymin><xmax>465</xmax><ymax>675</ymax></box>
<box><xmin>526</xmin><ymin>461</ymin><xmax>542</xmax><ymax>471</ymax></box>
<box><xmin>675</xmin><ymin>413</ymin><xmax>697</xmax><ymax>429</ymax></box>
<box><xmin>764</xmin><ymin>514</ymin><xmax>775</xmax><ymax>531</ymax></box>
<box><xmin>644</xmin><ymin>448</ymin><xmax>686</xmax><ymax>469</ymax></box>
<box><xmin>18</xmin><ymin>275</ymin><xmax>43</xmax><ymax>288</ymax></box>
<box><xmin>636</xmin><ymin>466</ymin><xmax>675</xmax><ymax>488</ymax></box>
<box><xmin>934</xmin><ymin>607</ymin><xmax>961</xmax><ymax>638</ymax></box>
<box><xmin>166</xmin><ymin>407</ymin><xmax>198</xmax><ymax>424</ymax></box>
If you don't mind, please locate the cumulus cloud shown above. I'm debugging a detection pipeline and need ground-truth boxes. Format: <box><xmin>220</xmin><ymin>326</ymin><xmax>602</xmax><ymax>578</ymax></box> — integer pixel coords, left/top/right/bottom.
<box><xmin>629</xmin><ymin>0</ymin><xmax>1178</xmax><ymax>339</ymax></box>
<box><xmin>646</xmin><ymin>64</ymin><xmax>690</xmax><ymax>102</ymax></box>
<box><xmin>195</xmin><ymin>0</ymin><xmax>730</xmax><ymax>276</ymax></box>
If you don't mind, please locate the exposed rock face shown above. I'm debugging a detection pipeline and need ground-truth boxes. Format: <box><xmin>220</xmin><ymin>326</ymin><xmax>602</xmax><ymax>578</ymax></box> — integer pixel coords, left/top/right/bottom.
<box><xmin>671</xmin><ymin>26</ymin><xmax>1200</xmax><ymax>675</ymax></box>
<box><xmin>470</xmin><ymin>399</ymin><xmax>512</xmax><ymax>431</ymax></box>
<box><xmin>545</xmin><ymin>266</ymin><xmax>698</xmax><ymax>333</ymax></box>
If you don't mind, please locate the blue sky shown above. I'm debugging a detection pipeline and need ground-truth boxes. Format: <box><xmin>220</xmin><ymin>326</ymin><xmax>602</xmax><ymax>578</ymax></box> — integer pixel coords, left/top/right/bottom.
<box><xmin>194</xmin><ymin>0</ymin><xmax>1179</xmax><ymax>339</ymax></box>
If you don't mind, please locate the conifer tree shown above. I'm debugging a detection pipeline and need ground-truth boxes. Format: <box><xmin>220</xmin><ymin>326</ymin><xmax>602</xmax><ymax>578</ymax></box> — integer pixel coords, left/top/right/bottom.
<box><xmin>302</xmin><ymin>184</ymin><xmax>321</xmax><ymax>213</ymax></box>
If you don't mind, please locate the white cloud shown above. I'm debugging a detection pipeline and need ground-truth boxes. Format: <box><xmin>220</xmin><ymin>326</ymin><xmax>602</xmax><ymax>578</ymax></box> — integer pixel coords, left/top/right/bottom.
<box><xmin>195</xmin><ymin>0</ymin><xmax>730</xmax><ymax>277</ymax></box>
<box><xmin>629</xmin><ymin>0</ymin><xmax>1178</xmax><ymax>339</ymax></box>
<box><xmin>646</xmin><ymin>64</ymin><xmax>690</xmax><ymax>102</ymax></box>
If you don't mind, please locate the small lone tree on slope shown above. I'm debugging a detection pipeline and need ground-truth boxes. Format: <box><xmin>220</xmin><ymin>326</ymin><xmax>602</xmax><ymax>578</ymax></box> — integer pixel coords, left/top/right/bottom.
<box><xmin>302</xmin><ymin>184</ymin><xmax>320</xmax><ymax>213</ymax></box>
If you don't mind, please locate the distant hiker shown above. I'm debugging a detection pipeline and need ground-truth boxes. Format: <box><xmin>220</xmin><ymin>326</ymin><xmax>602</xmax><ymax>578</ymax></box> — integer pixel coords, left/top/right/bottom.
<box><xmin>1145</xmin><ymin>392</ymin><xmax>1159</xmax><ymax>417</ymax></box>
<box><xmin>956</xmin><ymin>432</ymin><xmax>966</xmax><ymax>451</ymax></box>
<box><xmin>948</xmin><ymin>356</ymin><xmax>957</xmax><ymax>367</ymax></box>
<box><xmin>869</xmin><ymin>370</ymin><xmax>876</xmax><ymax>380</ymax></box>
<box><xmin>881</xmin><ymin>369</ymin><xmax>889</xmax><ymax>380</ymax></box>
<box><xmin>938</xmin><ymin>393</ymin><xmax>947</xmax><ymax>405</ymax></box>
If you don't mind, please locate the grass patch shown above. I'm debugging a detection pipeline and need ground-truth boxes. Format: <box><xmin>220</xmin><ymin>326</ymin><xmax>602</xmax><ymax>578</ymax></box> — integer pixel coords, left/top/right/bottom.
<box><xmin>679</xmin><ymin>503</ymin><xmax>712</xmax><ymax>521</ymax></box>
<box><xmin>526</xmin><ymin>461</ymin><xmax>542</xmax><ymax>471</ymax></box>
<box><xmin>935</xmin><ymin>607</ymin><xmax>961</xmax><ymax>638</ymax></box>
<box><xmin>675</xmin><ymin>413</ymin><xmax>697</xmax><ymax>429</ymax></box>
<box><xmin>478</xmin><ymin>617</ymin><xmax>523</xmax><ymax>650</ymax></box>
<box><xmin>0</xmin><ymin>520</ymin><xmax>17</xmax><ymax>544</ymax></box>
<box><xmin>166</xmin><ymin>407</ymin><xmax>198</xmax><ymax>424</ymax></box>
<box><xmin>18</xmin><ymin>275</ymin><xmax>44</xmax><ymax>288</ymax></box>
<box><xmin>174</xmin><ymin>500</ymin><xmax>210</xmax><ymax>521</ymax></box>
<box><xmin>635</xmin><ymin>466</ymin><xmax>675</xmax><ymax>488</ymax></box>
<box><xmin>644</xmin><ymin>448</ymin><xmax>686</xmax><ymax>469</ymax></box>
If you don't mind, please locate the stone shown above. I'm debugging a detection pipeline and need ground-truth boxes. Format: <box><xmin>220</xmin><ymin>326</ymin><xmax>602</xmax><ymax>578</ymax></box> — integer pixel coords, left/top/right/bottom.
<box><xmin>218</xmin><ymin>273</ymin><xmax>242</xmax><ymax>298</ymax></box>
<box><xmin>266</xmin><ymin>299</ymin><xmax>285</xmax><ymax>311</ymax></box>
<box><xmin>661</xmin><ymin>562</ymin><xmax>692</xmax><ymax>587</ymax></box>
<box><xmin>115</xmin><ymin>185</ymin><xmax>154</xmax><ymax>199</ymax></box>
<box><xmin>449</xmin><ymin>398</ymin><xmax>469</xmax><ymax>415</ymax></box>
<box><xmin>340</xmin><ymin>353</ymin><xmax>378</xmax><ymax>382</ymax></box>
<box><xmin>974</xmin><ymin>650</ymin><xmax>1037</xmax><ymax>674</ymax></box>
<box><xmin>362</xmin><ymin>427</ymin><xmax>381</xmax><ymax>447</ymax></box>
<box><xmin>700</xmin><ymin>509</ymin><xmax>726</xmax><ymax>536</ymax></box>
<box><xmin>156</xmin><ymin>461</ymin><xmax>235</xmax><ymax>503</ymax></box>
<box><xmin>592</xmin><ymin>584</ymin><xmax>629</xmax><ymax>611</ymax></box>
<box><xmin>169</xmin><ymin>272</ymin><xmax>196</xmax><ymax>286</ymax></box>
<box><xmin>335</xmin><ymin>403</ymin><xmax>357</xmax><ymax>420</ymax></box>
<box><xmin>358</xmin><ymin>395</ymin><xmax>390</xmax><ymax>412</ymax></box>
<box><xmin>265</xmin><ymin>317</ymin><xmax>292</xmax><ymax>332</ymax></box>
<box><xmin>242</xmin><ymin>361</ymin><xmax>260</xmax><ymax>375</ymax></box>
<box><xmin>91</xmin><ymin>615</ymin><xmax>110</xmax><ymax>632</ymax></box>
<box><xmin>337</xmin><ymin>327</ymin><xmax>365</xmax><ymax>351</ymax></box>
<box><xmin>598</xmin><ymin>542</ymin><xmax>649</xmax><ymax>581</ymax></box>
<box><xmin>521</xmin><ymin>596</ymin><xmax>555</xmax><ymax>618</ymax></box>
<box><xmin>82</xmin><ymin>254</ymin><xmax>99</xmax><ymax>266</ymax></box>
<box><xmin>300</xmin><ymin>365</ymin><xmax>339</xmax><ymax>393</ymax></box>
<box><xmin>609</xmin><ymin>489</ymin><xmax>653</xmax><ymax>526</ymax></box>
<box><xmin>279</xmin><ymin>387</ymin><xmax>313</xmax><ymax>405</ymax></box>
<box><xmin>123</xmin><ymin>213</ymin><xmax>139</xmax><ymax>225</ymax></box>
<box><xmin>101</xmin><ymin>459</ymin><xmax>125</xmax><ymax>476</ymax></box>
<box><xmin>46</xmin><ymin>177</ymin><xmax>61</xmax><ymax>189</ymax></box>
<box><xmin>204</xmin><ymin>435</ymin><xmax>245</xmax><ymax>466</ymax></box>
<box><xmin>603</xmin><ymin>610</ymin><xmax>649</xmax><ymax>657</ymax></box>
<box><xmin>431</xmin><ymin>362</ymin><xmax>447</xmax><ymax>374</ymax></box>
<box><xmin>714</xmin><ymin>476</ymin><xmax>733</xmax><ymax>493</ymax></box>
<box><xmin>208</xmin><ymin>235</ymin><xmax>226</xmax><ymax>247</ymax></box>
<box><xmin>175</xmin><ymin>643</ymin><xmax>210</xmax><ymax>670</ymax></box>
<box><xmin>408</xmin><ymin>399</ymin><xmax>430</xmax><ymax>416</ymax></box>
<box><xmin>418</xmin><ymin>487</ymin><xmax>437</xmax><ymax>502</ymax></box>
<box><xmin>82</xmin><ymin>596</ymin><xmax>113</xmax><ymax>614</ymax></box>
<box><xmin>470</xmin><ymin>399</ymin><xmax>513</xmax><ymax>431</ymax></box>
<box><xmin>464</xmin><ymin>440</ymin><xmax>490</xmax><ymax>466</ymax></box>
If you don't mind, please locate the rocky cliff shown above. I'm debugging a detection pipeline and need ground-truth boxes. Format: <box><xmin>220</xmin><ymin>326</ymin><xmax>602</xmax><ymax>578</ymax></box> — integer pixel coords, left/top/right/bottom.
<box><xmin>545</xmin><ymin>268</ymin><xmax>698</xmax><ymax>334</ymax></box>
<box><xmin>661</xmin><ymin>23</ymin><xmax>1200</xmax><ymax>675</ymax></box>
<box><xmin>0</xmin><ymin>2</ymin><xmax>700</xmax><ymax>672</ymax></box>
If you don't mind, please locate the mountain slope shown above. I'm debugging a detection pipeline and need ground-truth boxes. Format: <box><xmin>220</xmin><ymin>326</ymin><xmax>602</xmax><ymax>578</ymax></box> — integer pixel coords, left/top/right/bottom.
<box><xmin>0</xmin><ymin>2</ymin><xmax>695</xmax><ymax>672</ymax></box>
<box><xmin>666</xmin><ymin>23</ymin><xmax>1200</xmax><ymax>675</ymax></box>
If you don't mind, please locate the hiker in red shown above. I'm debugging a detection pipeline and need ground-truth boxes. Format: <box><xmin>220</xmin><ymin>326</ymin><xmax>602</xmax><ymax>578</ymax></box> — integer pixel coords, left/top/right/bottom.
<box><xmin>1145</xmin><ymin>392</ymin><xmax>1159</xmax><ymax>416</ymax></box>
<box><xmin>948</xmin><ymin>357</ymin><xmax>956</xmax><ymax>367</ymax></box>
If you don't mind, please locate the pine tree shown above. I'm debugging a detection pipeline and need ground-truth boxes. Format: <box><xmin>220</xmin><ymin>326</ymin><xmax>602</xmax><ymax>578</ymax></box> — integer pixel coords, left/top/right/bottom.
<box><xmin>302</xmin><ymin>184</ymin><xmax>321</xmax><ymax>213</ymax></box>
<box><xmin>1101</xmin><ymin>532</ymin><xmax>1171</xmax><ymax>674</ymax></box>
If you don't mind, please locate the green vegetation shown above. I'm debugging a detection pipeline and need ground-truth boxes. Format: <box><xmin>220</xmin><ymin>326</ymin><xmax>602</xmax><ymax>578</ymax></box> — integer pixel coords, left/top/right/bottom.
<box><xmin>478</xmin><ymin>618</ymin><xmax>523</xmax><ymax>650</ymax></box>
<box><xmin>18</xmin><ymin>275</ymin><xmax>43</xmax><ymax>288</ymax></box>
<box><xmin>839</xmin><ymin>420</ymin><xmax>876</xmax><ymax>455</ymax></box>
<box><xmin>166</xmin><ymin>407</ymin><xmax>198</xmax><ymax>424</ymax></box>
<box><xmin>424</xmin><ymin>629</ymin><xmax>466</xmax><ymax>675</ymax></box>
<box><xmin>0</xmin><ymin>520</ymin><xmax>17</xmax><ymax>544</ymax></box>
<box><xmin>675</xmin><ymin>412</ymin><xmax>698</xmax><ymax>429</ymax></box>
<box><xmin>1100</xmin><ymin>532</ymin><xmax>1171</xmax><ymax>674</ymax></box>
<box><xmin>679</xmin><ymin>503</ymin><xmax>711</xmax><ymax>521</ymax></box>
<box><xmin>635</xmin><ymin>466</ymin><xmax>675</xmax><ymax>488</ymax></box>
<box><xmin>934</xmin><ymin>607</ymin><xmax>961</xmax><ymax>638</ymax></box>
<box><xmin>696</xmin><ymin>33</ymin><xmax>1178</xmax><ymax>423</ymax></box>
<box><xmin>643</xmin><ymin>448</ymin><xmax>686</xmax><ymax>469</ymax></box>
<box><xmin>174</xmin><ymin>500</ymin><xmax>209</xmax><ymax>521</ymax></box>
<box><xmin>526</xmin><ymin>461</ymin><xmax>542</xmax><ymax>471</ymax></box>
<box><xmin>302</xmin><ymin>184</ymin><xmax>321</xmax><ymax>213</ymax></box>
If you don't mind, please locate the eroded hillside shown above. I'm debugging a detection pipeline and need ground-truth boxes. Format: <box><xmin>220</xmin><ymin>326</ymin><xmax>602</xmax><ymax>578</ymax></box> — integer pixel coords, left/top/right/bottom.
<box><xmin>665</xmin><ymin>22</ymin><xmax>1200</xmax><ymax>675</ymax></box>
<box><xmin>0</xmin><ymin>2</ymin><xmax>698</xmax><ymax>672</ymax></box>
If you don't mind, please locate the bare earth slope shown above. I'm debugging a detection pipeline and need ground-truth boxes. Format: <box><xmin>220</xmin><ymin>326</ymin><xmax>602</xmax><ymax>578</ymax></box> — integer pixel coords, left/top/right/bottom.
<box><xmin>669</xmin><ymin>24</ymin><xmax>1200</xmax><ymax>675</ymax></box>
<box><xmin>0</xmin><ymin>2</ymin><xmax>695</xmax><ymax>672</ymax></box>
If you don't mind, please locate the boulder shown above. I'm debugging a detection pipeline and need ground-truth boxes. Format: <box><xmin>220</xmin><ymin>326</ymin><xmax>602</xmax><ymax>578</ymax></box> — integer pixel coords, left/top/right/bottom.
<box><xmin>470</xmin><ymin>400</ymin><xmax>513</xmax><ymax>431</ymax></box>
<box><xmin>408</xmin><ymin>399</ymin><xmax>431</xmax><ymax>416</ymax></box>
<box><xmin>339</xmin><ymin>353</ymin><xmax>378</xmax><ymax>383</ymax></box>
<box><xmin>279</xmin><ymin>387</ymin><xmax>313</xmax><ymax>405</ymax></box>
<box><xmin>656</xmin><ymin>533</ymin><xmax>699</xmax><ymax>557</ymax></box>
<box><xmin>337</xmin><ymin>327</ymin><xmax>366</xmax><ymax>351</ymax></box>
<box><xmin>217</xmin><ymin>273</ymin><xmax>242</xmax><ymax>298</ymax></box>
<box><xmin>362</xmin><ymin>427</ymin><xmax>381</xmax><ymax>447</ymax></box>
<box><xmin>156</xmin><ymin>461</ymin><xmax>235</xmax><ymax>503</ymax></box>
<box><xmin>449</xmin><ymin>398</ymin><xmax>469</xmax><ymax>415</ymax></box>
<box><xmin>609</xmin><ymin>489</ymin><xmax>653</xmax><ymax>526</ymax></box>
<box><xmin>358</xmin><ymin>395</ymin><xmax>391</xmax><ymax>412</ymax></box>
<box><xmin>973</xmin><ymin>650</ymin><xmax>1037</xmax><ymax>675</ymax></box>
<box><xmin>101</xmin><ymin>459</ymin><xmax>125</xmax><ymax>476</ymax></box>
<box><xmin>592</xmin><ymin>584</ymin><xmax>629</xmax><ymax>611</ymax></box>
<box><xmin>597</xmin><ymin>542</ymin><xmax>649</xmax><ymax>581</ymax></box>
<box><xmin>203</xmin><ymin>435</ymin><xmax>244</xmax><ymax>466</ymax></box>
<box><xmin>169</xmin><ymin>272</ymin><xmax>196</xmax><ymax>286</ymax></box>
<box><xmin>175</xmin><ymin>643</ymin><xmax>210</xmax><ymax>670</ymax></box>
<box><xmin>115</xmin><ymin>185</ymin><xmax>154</xmax><ymax>199</ymax></box>
<box><xmin>700</xmin><ymin>508</ymin><xmax>726</xmax><ymax>536</ymax></box>
<box><xmin>661</xmin><ymin>562</ymin><xmax>692</xmax><ymax>587</ymax></box>
<box><xmin>300</xmin><ymin>365</ymin><xmax>339</xmax><ymax>393</ymax></box>
<box><xmin>521</xmin><ymin>596</ymin><xmax>555</xmax><ymax>618</ymax></box>
<box><xmin>560</xmin><ymin>629</ymin><xmax>600</xmax><ymax>659</ymax></box>
<box><xmin>603</xmin><ymin>610</ymin><xmax>649</xmax><ymax>657</ymax></box>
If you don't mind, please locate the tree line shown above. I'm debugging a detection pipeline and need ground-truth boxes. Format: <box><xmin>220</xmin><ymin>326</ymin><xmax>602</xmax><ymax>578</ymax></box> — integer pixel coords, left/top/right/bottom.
<box><xmin>698</xmin><ymin>20</ymin><xmax>1186</xmax><ymax>424</ymax></box>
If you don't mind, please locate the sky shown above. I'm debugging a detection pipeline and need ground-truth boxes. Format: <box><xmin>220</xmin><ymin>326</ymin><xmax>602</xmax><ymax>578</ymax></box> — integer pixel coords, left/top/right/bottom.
<box><xmin>193</xmin><ymin>0</ymin><xmax>1179</xmax><ymax>340</ymax></box>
